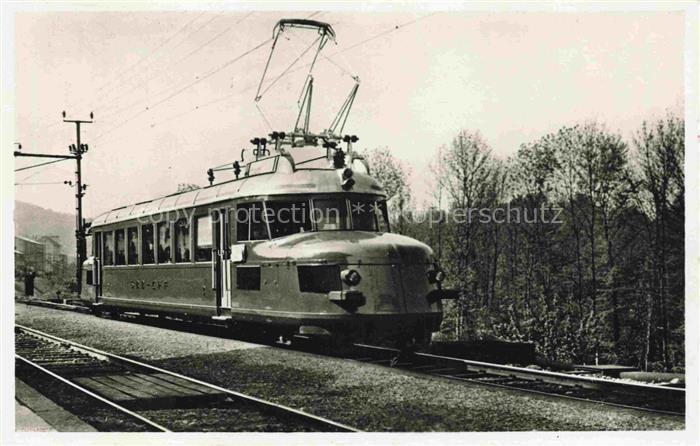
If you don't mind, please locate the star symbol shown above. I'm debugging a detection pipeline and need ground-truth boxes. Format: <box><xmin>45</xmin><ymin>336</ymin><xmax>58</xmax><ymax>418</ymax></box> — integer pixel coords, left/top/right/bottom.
<box><xmin>351</xmin><ymin>201</ymin><xmax>366</xmax><ymax>214</ymax></box>
<box><xmin>370</xmin><ymin>202</ymin><xmax>382</xmax><ymax>215</ymax></box>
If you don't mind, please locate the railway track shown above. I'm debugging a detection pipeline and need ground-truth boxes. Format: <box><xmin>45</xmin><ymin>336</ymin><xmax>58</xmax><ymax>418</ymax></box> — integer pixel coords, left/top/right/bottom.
<box><xmin>17</xmin><ymin>301</ymin><xmax>685</xmax><ymax>417</ymax></box>
<box><xmin>345</xmin><ymin>343</ymin><xmax>685</xmax><ymax>416</ymax></box>
<box><xmin>14</xmin><ymin>324</ymin><xmax>360</xmax><ymax>432</ymax></box>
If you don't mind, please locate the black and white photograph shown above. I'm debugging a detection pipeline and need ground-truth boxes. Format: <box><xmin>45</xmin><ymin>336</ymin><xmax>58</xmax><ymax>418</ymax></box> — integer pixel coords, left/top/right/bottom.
<box><xmin>1</xmin><ymin>2</ymin><xmax>698</xmax><ymax>445</ymax></box>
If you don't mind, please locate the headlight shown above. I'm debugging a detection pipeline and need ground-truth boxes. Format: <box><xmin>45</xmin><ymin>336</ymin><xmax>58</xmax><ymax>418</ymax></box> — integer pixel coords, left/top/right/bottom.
<box><xmin>435</xmin><ymin>270</ymin><xmax>446</xmax><ymax>283</ymax></box>
<box><xmin>341</xmin><ymin>269</ymin><xmax>362</xmax><ymax>286</ymax></box>
<box><xmin>428</xmin><ymin>268</ymin><xmax>446</xmax><ymax>284</ymax></box>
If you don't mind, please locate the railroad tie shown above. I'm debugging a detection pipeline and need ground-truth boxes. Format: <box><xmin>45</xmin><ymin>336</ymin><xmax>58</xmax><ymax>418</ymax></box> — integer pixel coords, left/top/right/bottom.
<box><xmin>73</xmin><ymin>372</ymin><xmax>225</xmax><ymax>410</ymax></box>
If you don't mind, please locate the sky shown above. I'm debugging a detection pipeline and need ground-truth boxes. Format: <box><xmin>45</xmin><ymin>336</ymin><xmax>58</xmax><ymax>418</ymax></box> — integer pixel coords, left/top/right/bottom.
<box><xmin>12</xmin><ymin>8</ymin><xmax>685</xmax><ymax>218</ymax></box>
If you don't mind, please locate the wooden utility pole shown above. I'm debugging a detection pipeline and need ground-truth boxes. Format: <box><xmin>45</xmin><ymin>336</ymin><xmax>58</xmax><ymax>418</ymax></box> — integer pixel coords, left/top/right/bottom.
<box><xmin>63</xmin><ymin>112</ymin><xmax>93</xmax><ymax>296</ymax></box>
<box><xmin>13</xmin><ymin>111</ymin><xmax>93</xmax><ymax>297</ymax></box>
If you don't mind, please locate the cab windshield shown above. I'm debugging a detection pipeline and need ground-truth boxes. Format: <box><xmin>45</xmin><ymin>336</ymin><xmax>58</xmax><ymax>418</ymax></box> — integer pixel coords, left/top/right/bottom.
<box><xmin>312</xmin><ymin>198</ymin><xmax>349</xmax><ymax>231</ymax></box>
<box><xmin>243</xmin><ymin>195</ymin><xmax>390</xmax><ymax>240</ymax></box>
<box><xmin>311</xmin><ymin>196</ymin><xmax>390</xmax><ymax>232</ymax></box>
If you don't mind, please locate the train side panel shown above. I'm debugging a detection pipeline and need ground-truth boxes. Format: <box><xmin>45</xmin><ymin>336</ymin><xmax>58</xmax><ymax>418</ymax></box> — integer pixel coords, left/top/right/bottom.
<box><xmin>99</xmin><ymin>264</ymin><xmax>215</xmax><ymax>316</ymax></box>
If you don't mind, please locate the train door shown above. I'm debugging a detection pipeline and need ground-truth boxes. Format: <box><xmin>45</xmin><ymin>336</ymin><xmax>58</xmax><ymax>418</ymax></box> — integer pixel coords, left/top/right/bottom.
<box><xmin>94</xmin><ymin>258</ymin><xmax>102</xmax><ymax>298</ymax></box>
<box><xmin>212</xmin><ymin>209</ymin><xmax>231</xmax><ymax>315</ymax></box>
<box><xmin>93</xmin><ymin>232</ymin><xmax>103</xmax><ymax>299</ymax></box>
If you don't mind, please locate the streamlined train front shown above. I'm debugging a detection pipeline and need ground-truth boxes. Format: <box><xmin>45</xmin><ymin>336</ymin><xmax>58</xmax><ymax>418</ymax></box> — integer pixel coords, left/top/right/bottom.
<box><xmin>227</xmin><ymin>146</ymin><xmax>461</xmax><ymax>345</ymax></box>
<box><xmin>240</xmin><ymin>183</ymin><xmax>457</xmax><ymax>345</ymax></box>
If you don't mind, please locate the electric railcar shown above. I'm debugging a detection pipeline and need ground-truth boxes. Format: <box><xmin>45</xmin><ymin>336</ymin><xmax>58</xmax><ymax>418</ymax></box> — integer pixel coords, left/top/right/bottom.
<box><xmin>82</xmin><ymin>144</ymin><xmax>456</xmax><ymax>345</ymax></box>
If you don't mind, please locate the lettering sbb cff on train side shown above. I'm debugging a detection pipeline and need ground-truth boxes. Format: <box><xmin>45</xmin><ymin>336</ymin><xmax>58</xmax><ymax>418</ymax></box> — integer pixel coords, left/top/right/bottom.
<box><xmin>129</xmin><ymin>280</ymin><xmax>169</xmax><ymax>290</ymax></box>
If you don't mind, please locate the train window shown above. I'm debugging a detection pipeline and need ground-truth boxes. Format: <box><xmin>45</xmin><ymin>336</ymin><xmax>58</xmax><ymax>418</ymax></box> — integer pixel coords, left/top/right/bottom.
<box><xmin>312</xmin><ymin>198</ymin><xmax>349</xmax><ymax>231</ymax></box>
<box><xmin>174</xmin><ymin>218</ymin><xmax>191</xmax><ymax>262</ymax></box>
<box><xmin>236</xmin><ymin>266</ymin><xmax>260</xmax><ymax>290</ymax></box>
<box><xmin>195</xmin><ymin>215</ymin><xmax>213</xmax><ymax>261</ymax></box>
<box><xmin>236</xmin><ymin>202</ymin><xmax>268</xmax><ymax>241</ymax></box>
<box><xmin>157</xmin><ymin>221</ymin><xmax>171</xmax><ymax>263</ymax></box>
<box><xmin>127</xmin><ymin>227</ymin><xmax>139</xmax><ymax>264</ymax></box>
<box><xmin>142</xmin><ymin>224</ymin><xmax>155</xmax><ymax>264</ymax></box>
<box><xmin>115</xmin><ymin>229</ymin><xmax>126</xmax><ymax>265</ymax></box>
<box><xmin>103</xmin><ymin>231</ymin><xmax>114</xmax><ymax>265</ymax></box>
<box><xmin>349</xmin><ymin>198</ymin><xmax>378</xmax><ymax>231</ymax></box>
<box><xmin>375</xmin><ymin>200</ymin><xmax>390</xmax><ymax>232</ymax></box>
<box><xmin>250</xmin><ymin>203</ymin><xmax>268</xmax><ymax>240</ymax></box>
<box><xmin>265</xmin><ymin>200</ymin><xmax>312</xmax><ymax>238</ymax></box>
<box><xmin>235</xmin><ymin>204</ymin><xmax>248</xmax><ymax>242</ymax></box>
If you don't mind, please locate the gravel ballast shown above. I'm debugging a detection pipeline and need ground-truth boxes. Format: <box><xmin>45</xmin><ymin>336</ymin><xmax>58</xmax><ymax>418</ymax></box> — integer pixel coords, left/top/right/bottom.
<box><xmin>14</xmin><ymin>304</ymin><xmax>684</xmax><ymax>432</ymax></box>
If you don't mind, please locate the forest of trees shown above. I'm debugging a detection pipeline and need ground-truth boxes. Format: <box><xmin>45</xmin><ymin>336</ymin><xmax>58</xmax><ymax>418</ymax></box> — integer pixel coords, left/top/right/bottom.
<box><xmin>364</xmin><ymin>114</ymin><xmax>685</xmax><ymax>372</ymax></box>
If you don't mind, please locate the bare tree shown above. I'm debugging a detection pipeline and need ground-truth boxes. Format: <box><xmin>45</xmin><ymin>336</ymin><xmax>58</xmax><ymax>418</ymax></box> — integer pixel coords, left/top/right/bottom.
<box><xmin>434</xmin><ymin>130</ymin><xmax>496</xmax><ymax>338</ymax></box>
<box><xmin>632</xmin><ymin>115</ymin><xmax>684</xmax><ymax>370</ymax></box>
<box><xmin>362</xmin><ymin>147</ymin><xmax>413</xmax><ymax>233</ymax></box>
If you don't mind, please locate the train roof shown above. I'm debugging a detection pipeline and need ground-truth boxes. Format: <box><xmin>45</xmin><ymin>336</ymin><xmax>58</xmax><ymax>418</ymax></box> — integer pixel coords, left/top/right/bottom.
<box><xmin>90</xmin><ymin>148</ymin><xmax>385</xmax><ymax>229</ymax></box>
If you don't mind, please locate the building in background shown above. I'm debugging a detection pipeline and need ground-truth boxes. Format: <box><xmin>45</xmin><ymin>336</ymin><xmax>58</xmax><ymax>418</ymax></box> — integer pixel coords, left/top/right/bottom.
<box><xmin>14</xmin><ymin>249</ymin><xmax>25</xmax><ymax>276</ymax></box>
<box><xmin>14</xmin><ymin>236</ymin><xmax>45</xmax><ymax>273</ymax></box>
<box><xmin>38</xmin><ymin>235</ymin><xmax>67</xmax><ymax>275</ymax></box>
<box><xmin>14</xmin><ymin>235</ymin><xmax>68</xmax><ymax>276</ymax></box>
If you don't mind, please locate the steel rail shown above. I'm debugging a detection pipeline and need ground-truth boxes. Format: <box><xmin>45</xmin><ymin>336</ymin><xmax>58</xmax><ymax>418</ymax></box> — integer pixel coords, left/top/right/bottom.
<box><xmin>16</xmin><ymin>324</ymin><xmax>361</xmax><ymax>433</ymax></box>
<box><xmin>413</xmin><ymin>351</ymin><xmax>685</xmax><ymax>400</ymax></box>
<box><xmin>351</xmin><ymin>343</ymin><xmax>684</xmax><ymax>414</ymax></box>
<box><xmin>18</xmin><ymin>304</ymin><xmax>683</xmax><ymax>416</ymax></box>
<box><xmin>15</xmin><ymin>354</ymin><xmax>171</xmax><ymax>432</ymax></box>
<box><xmin>429</xmin><ymin>370</ymin><xmax>684</xmax><ymax>417</ymax></box>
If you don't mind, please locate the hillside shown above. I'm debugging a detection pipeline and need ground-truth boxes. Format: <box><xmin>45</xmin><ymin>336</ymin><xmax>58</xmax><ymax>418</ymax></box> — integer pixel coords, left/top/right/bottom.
<box><xmin>14</xmin><ymin>201</ymin><xmax>76</xmax><ymax>259</ymax></box>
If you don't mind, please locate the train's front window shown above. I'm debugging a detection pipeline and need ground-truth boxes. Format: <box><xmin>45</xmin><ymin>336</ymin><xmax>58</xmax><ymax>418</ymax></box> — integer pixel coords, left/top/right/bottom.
<box><xmin>375</xmin><ymin>200</ymin><xmax>390</xmax><ymax>232</ymax></box>
<box><xmin>310</xmin><ymin>196</ymin><xmax>390</xmax><ymax>232</ymax></box>
<box><xmin>266</xmin><ymin>200</ymin><xmax>312</xmax><ymax>238</ymax></box>
<box><xmin>350</xmin><ymin>198</ymin><xmax>377</xmax><ymax>231</ymax></box>
<box><xmin>349</xmin><ymin>198</ymin><xmax>390</xmax><ymax>232</ymax></box>
<box><xmin>312</xmin><ymin>198</ymin><xmax>349</xmax><ymax>231</ymax></box>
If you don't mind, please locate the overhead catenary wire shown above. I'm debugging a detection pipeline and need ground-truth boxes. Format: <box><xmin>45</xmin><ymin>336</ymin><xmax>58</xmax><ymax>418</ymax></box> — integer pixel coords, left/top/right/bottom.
<box><xmin>14</xmin><ymin>157</ymin><xmax>71</xmax><ymax>172</ymax></box>
<box><xmin>88</xmin><ymin>12</ymin><xmax>256</xmax><ymax>126</ymax></box>
<box><xmin>95</xmin><ymin>13</ymin><xmax>436</xmax><ymax>148</ymax></box>
<box><xmin>27</xmin><ymin>12</ymin><xmax>325</xmax><ymax>148</ymax></box>
<box><xmin>27</xmin><ymin>12</ymin><xmax>208</xmax><ymax>142</ymax></box>
<box><xmin>252</xmin><ymin>12</ymin><xmax>437</xmax><ymax>116</ymax></box>
<box><xmin>93</xmin><ymin>37</ymin><xmax>273</xmax><ymax>142</ymax></box>
<box><xmin>99</xmin><ymin>11</ymin><xmax>311</xmax><ymax>126</ymax></box>
<box><xmin>86</xmin><ymin>12</ymin><xmax>208</xmax><ymax>110</ymax></box>
<box><xmin>335</xmin><ymin>12</ymin><xmax>436</xmax><ymax>56</ymax></box>
<box><xmin>15</xmin><ymin>181</ymin><xmax>68</xmax><ymax>186</ymax></box>
<box><xmin>96</xmin><ymin>12</ymin><xmax>226</xmax><ymax>114</ymax></box>
<box><xmin>149</xmin><ymin>91</ymin><xmax>239</xmax><ymax>129</ymax></box>
<box><xmin>177</xmin><ymin>12</ymin><xmax>255</xmax><ymax>63</ymax></box>
<box><xmin>18</xmin><ymin>167</ymin><xmax>48</xmax><ymax>182</ymax></box>
<box><xmin>17</xmin><ymin>161</ymin><xmax>73</xmax><ymax>182</ymax></box>
<box><xmin>88</xmin><ymin>12</ymin><xmax>321</xmax><ymax>142</ymax></box>
<box><xmin>282</xmin><ymin>12</ymin><xmax>437</xmax><ymax>81</ymax></box>
<box><xmin>322</xmin><ymin>54</ymin><xmax>357</xmax><ymax>80</ymax></box>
